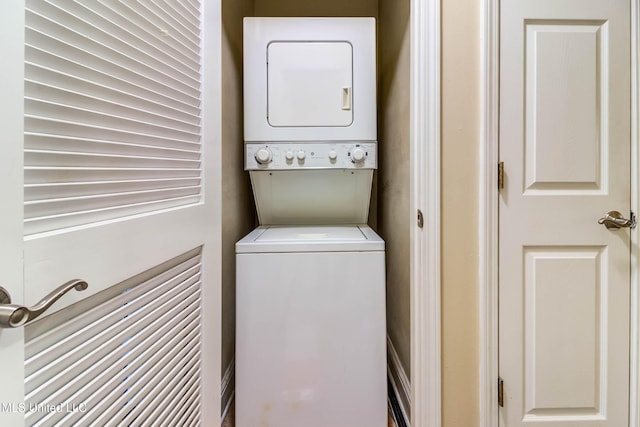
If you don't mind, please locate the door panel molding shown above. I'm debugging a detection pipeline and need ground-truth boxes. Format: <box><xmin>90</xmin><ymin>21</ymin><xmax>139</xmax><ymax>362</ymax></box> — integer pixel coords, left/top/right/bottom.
<box><xmin>481</xmin><ymin>1</ymin><xmax>640</xmax><ymax>426</ymax></box>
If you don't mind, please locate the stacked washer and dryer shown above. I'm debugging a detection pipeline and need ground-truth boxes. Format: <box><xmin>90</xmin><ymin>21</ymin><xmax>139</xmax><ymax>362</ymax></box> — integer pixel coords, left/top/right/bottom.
<box><xmin>235</xmin><ymin>18</ymin><xmax>387</xmax><ymax>427</ymax></box>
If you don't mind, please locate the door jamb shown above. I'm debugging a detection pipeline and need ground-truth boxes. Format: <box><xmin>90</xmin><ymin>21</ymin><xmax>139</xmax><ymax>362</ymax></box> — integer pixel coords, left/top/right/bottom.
<box><xmin>410</xmin><ymin>0</ymin><xmax>442</xmax><ymax>426</ymax></box>
<box><xmin>480</xmin><ymin>0</ymin><xmax>500</xmax><ymax>425</ymax></box>
<box><xmin>630</xmin><ymin>2</ymin><xmax>640</xmax><ymax>426</ymax></box>
<box><xmin>480</xmin><ymin>1</ymin><xmax>640</xmax><ymax>426</ymax></box>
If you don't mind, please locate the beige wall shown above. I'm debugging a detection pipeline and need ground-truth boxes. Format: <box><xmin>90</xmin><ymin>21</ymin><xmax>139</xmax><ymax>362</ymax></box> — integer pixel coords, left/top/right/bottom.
<box><xmin>378</xmin><ymin>0</ymin><xmax>411</xmax><ymax>378</ymax></box>
<box><xmin>254</xmin><ymin>0</ymin><xmax>377</xmax><ymax>17</ymax></box>
<box><xmin>221</xmin><ymin>0</ymin><xmax>255</xmax><ymax>377</ymax></box>
<box><xmin>442</xmin><ymin>0</ymin><xmax>481</xmax><ymax>425</ymax></box>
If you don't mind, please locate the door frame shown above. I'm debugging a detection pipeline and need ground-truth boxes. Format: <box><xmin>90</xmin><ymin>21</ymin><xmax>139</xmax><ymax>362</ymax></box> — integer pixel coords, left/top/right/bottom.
<box><xmin>409</xmin><ymin>0</ymin><xmax>442</xmax><ymax>427</ymax></box>
<box><xmin>202</xmin><ymin>0</ymin><xmax>223</xmax><ymax>425</ymax></box>
<box><xmin>480</xmin><ymin>1</ymin><xmax>640</xmax><ymax>426</ymax></box>
<box><xmin>0</xmin><ymin>2</ymin><xmax>26</xmax><ymax>424</ymax></box>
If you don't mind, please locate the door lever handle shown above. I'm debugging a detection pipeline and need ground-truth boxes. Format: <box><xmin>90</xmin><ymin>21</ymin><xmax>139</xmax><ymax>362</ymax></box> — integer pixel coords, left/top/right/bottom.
<box><xmin>598</xmin><ymin>211</ymin><xmax>636</xmax><ymax>230</ymax></box>
<box><xmin>0</xmin><ymin>279</ymin><xmax>88</xmax><ymax>328</ymax></box>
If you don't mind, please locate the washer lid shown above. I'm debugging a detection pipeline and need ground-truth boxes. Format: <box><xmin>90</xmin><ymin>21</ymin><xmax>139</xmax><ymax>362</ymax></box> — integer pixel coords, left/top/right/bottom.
<box><xmin>236</xmin><ymin>225</ymin><xmax>384</xmax><ymax>253</ymax></box>
<box><xmin>257</xmin><ymin>225</ymin><xmax>365</xmax><ymax>242</ymax></box>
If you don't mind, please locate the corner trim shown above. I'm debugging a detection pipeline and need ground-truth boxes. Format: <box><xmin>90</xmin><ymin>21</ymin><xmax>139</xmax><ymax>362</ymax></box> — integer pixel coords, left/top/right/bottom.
<box><xmin>388</xmin><ymin>335</ymin><xmax>411</xmax><ymax>425</ymax></box>
<box><xmin>410</xmin><ymin>0</ymin><xmax>441</xmax><ymax>425</ymax></box>
<box><xmin>630</xmin><ymin>1</ymin><xmax>640</xmax><ymax>426</ymax></box>
<box><xmin>221</xmin><ymin>357</ymin><xmax>235</xmax><ymax>423</ymax></box>
<box><xmin>479</xmin><ymin>0</ymin><xmax>500</xmax><ymax>426</ymax></box>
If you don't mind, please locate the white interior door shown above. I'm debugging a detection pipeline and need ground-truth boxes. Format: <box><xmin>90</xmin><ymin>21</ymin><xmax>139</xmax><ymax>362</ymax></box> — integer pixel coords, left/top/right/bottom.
<box><xmin>0</xmin><ymin>1</ymin><xmax>221</xmax><ymax>425</ymax></box>
<box><xmin>499</xmin><ymin>0</ymin><xmax>631</xmax><ymax>426</ymax></box>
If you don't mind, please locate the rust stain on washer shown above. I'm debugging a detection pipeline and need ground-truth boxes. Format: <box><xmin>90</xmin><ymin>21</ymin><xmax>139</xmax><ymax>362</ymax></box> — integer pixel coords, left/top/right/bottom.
<box><xmin>261</xmin><ymin>402</ymin><xmax>272</xmax><ymax>427</ymax></box>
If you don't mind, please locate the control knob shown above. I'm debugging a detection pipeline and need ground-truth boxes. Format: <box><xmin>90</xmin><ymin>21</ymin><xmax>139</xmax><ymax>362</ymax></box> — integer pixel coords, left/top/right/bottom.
<box><xmin>350</xmin><ymin>147</ymin><xmax>366</xmax><ymax>164</ymax></box>
<box><xmin>285</xmin><ymin>151</ymin><xmax>295</xmax><ymax>161</ymax></box>
<box><xmin>297</xmin><ymin>150</ymin><xmax>306</xmax><ymax>161</ymax></box>
<box><xmin>328</xmin><ymin>150</ymin><xmax>338</xmax><ymax>161</ymax></box>
<box><xmin>255</xmin><ymin>147</ymin><xmax>272</xmax><ymax>165</ymax></box>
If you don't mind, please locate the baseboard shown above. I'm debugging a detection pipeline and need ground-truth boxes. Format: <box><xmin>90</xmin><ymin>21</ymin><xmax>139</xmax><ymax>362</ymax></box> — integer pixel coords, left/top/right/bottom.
<box><xmin>387</xmin><ymin>335</ymin><xmax>411</xmax><ymax>427</ymax></box>
<box><xmin>221</xmin><ymin>357</ymin><xmax>235</xmax><ymax>422</ymax></box>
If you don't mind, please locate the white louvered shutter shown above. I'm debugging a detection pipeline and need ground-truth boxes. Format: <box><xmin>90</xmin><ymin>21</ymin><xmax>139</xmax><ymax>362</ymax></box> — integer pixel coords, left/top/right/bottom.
<box><xmin>6</xmin><ymin>0</ymin><xmax>221</xmax><ymax>425</ymax></box>
<box><xmin>24</xmin><ymin>0</ymin><xmax>203</xmax><ymax>235</ymax></box>
<box><xmin>25</xmin><ymin>250</ymin><xmax>203</xmax><ymax>426</ymax></box>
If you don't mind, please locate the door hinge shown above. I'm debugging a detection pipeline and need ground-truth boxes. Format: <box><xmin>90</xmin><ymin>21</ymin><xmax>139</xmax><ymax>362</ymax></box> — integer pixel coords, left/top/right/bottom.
<box><xmin>498</xmin><ymin>377</ymin><xmax>504</xmax><ymax>407</ymax></box>
<box><xmin>498</xmin><ymin>162</ymin><xmax>505</xmax><ymax>190</ymax></box>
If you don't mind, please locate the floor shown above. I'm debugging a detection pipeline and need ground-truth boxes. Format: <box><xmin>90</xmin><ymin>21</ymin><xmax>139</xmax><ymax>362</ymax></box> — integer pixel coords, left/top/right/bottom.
<box><xmin>221</xmin><ymin>401</ymin><xmax>398</xmax><ymax>426</ymax></box>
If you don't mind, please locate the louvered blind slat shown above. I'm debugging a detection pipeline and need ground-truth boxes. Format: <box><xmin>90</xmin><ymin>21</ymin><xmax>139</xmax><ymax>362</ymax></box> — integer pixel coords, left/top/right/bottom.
<box><xmin>25</xmin><ymin>68</ymin><xmax>200</xmax><ymax>122</ymax></box>
<box><xmin>119</xmin><ymin>0</ymin><xmax>200</xmax><ymax>48</ymax></box>
<box><xmin>25</xmin><ymin>178</ymin><xmax>202</xmax><ymax>199</ymax></box>
<box><xmin>162</xmin><ymin>374</ymin><xmax>201</xmax><ymax>426</ymax></box>
<box><xmin>25</xmin><ymin>254</ymin><xmax>201</xmax><ymax>363</ymax></box>
<box><xmin>25</xmin><ymin>118</ymin><xmax>201</xmax><ymax>150</ymax></box>
<box><xmin>24</xmin><ymin>195</ymin><xmax>202</xmax><ymax>234</ymax></box>
<box><xmin>25</xmin><ymin>151</ymin><xmax>200</xmax><ymax>169</ymax></box>
<box><xmin>122</xmin><ymin>350</ymin><xmax>201</xmax><ymax>425</ymax></box>
<box><xmin>25</xmin><ymin>281</ymin><xmax>199</xmax><ymax>408</ymax></box>
<box><xmin>35</xmin><ymin>320</ymin><xmax>200</xmax><ymax>426</ymax></box>
<box><xmin>25</xmin><ymin>101</ymin><xmax>200</xmax><ymax>140</ymax></box>
<box><xmin>26</xmin><ymin>134</ymin><xmax>200</xmax><ymax>159</ymax></box>
<box><xmin>41</xmin><ymin>0</ymin><xmax>201</xmax><ymax>74</ymax></box>
<box><xmin>25</xmin><ymin>83</ymin><xmax>201</xmax><ymax>132</ymax></box>
<box><xmin>26</xmin><ymin>167</ymin><xmax>200</xmax><ymax>185</ymax></box>
<box><xmin>25</xmin><ymin>51</ymin><xmax>200</xmax><ymax>115</ymax></box>
<box><xmin>151</xmin><ymin>365</ymin><xmax>200</xmax><ymax>423</ymax></box>
<box><xmin>25</xmin><ymin>250</ymin><xmax>203</xmax><ymax>426</ymax></box>
<box><xmin>28</xmin><ymin>312</ymin><xmax>200</xmax><ymax>423</ymax></box>
<box><xmin>24</xmin><ymin>30</ymin><xmax>199</xmax><ymax>103</ymax></box>
<box><xmin>25</xmin><ymin>9</ymin><xmax>200</xmax><ymax>93</ymax></box>
<box><xmin>78</xmin><ymin>0</ymin><xmax>200</xmax><ymax>60</ymax></box>
<box><xmin>26</xmin><ymin>278</ymin><xmax>200</xmax><ymax>394</ymax></box>
<box><xmin>25</xmin><ymin>0</ymin><xmax>203</xmax><ymax>235</ymax></box>
<box><xmin>25</xmin><ymin>189</ymin><xmax>199</xmax><ymax>218</ymax></box>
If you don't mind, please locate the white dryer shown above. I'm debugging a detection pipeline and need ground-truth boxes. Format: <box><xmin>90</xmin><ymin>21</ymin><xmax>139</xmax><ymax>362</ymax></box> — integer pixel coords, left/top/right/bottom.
<box><xmin>243</xmin><ymin>17</ymin><xmax>376</xmax><ymax>142</ymax></box>
<box><xmin>236</xmin><ymin>225</ymin><xmax>386</xmax><ymax>427</ymax></box>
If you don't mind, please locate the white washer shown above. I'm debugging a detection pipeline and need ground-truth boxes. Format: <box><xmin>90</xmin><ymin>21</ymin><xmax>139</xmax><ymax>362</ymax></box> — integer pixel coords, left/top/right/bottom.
<box><xmin>236</xmin><ymin>225</ymin><xmax>387</xmax><ymax>427</ymax></box>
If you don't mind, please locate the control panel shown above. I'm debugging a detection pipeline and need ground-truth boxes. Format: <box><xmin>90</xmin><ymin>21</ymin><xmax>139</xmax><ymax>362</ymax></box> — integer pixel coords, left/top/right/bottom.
<box><xmin>245</xmin><ymin>142</ymin><xmax>378</xmax><ymax>170</ymax></box>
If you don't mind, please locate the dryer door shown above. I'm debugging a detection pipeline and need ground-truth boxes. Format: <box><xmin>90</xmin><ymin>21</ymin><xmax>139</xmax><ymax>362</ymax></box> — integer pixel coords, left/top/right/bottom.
<box><xmin>267</xmin><ymin>42</ymin><xmax>353</xmax><ymax>127</ymax></box>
